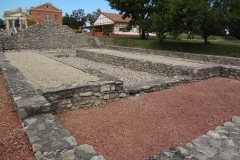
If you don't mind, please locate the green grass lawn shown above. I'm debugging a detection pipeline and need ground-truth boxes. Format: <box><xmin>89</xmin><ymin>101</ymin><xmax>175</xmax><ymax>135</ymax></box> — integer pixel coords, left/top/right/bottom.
<box><xmin>98</xmin><ymin>35</ymin><xmax>240</xmax><ymax>58</ymax></box>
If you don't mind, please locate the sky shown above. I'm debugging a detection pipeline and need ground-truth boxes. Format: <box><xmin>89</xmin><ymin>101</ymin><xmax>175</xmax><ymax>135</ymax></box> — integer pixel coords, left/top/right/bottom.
<box><xmin>0</xmin><ymin>0</ymin><xmax>119</xmax><ymax>19</ymax></box>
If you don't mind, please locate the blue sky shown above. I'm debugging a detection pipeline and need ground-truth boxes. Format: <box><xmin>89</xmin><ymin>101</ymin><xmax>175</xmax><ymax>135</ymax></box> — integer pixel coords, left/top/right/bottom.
<box><xmin>0</xmin><ymin>0</ymin><xmax>119</xmax><ymax>19</ymax></box>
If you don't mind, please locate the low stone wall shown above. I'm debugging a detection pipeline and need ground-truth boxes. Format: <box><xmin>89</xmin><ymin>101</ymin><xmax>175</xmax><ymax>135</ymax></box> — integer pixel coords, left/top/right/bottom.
<box><xmin>38</xmin><ymin>80</ymin><xmax>126</xmax><ymax>113</ymax></box>
<box><xmin>1</xmin><ymin>51</ymin><xmax>127</xmax><ymax>118</ymax></box>
<box><xmin>1</xmin><ymin>20</ymin><xmax>101</xmax><ymax>50</ymax></box>
<box><xmin>76</xmin><ymin>49</ymin><xmax>221</xmax><ymax>79</ymax></box>
<box><xmin>108</xmin><ymin>46</ymin><xmax>240</xmax><ymax>66</ymax></box>
<box><xmin>0</xmin><ymin>36</ymin><xmax>4</xmax><ymax>52</ymax></box>
<box><xmin>220</xmin><ymin>66</ymin><xmax>240</xmax><ymax>80</ymax></box>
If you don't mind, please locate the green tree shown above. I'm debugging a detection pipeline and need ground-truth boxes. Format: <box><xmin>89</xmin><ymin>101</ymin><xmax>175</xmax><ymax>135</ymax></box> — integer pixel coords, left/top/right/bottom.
<box><xmin>107</xmin><ymin>0</ymin><xmax>157</xmax><ymax>39</ymax></box>
<box><xmin>151</xmin><ymin>0</ymin><xmax>224</xmax><ymax>44</ymax></box>
<box><xmin>86</xmin><ymin>9</ymin><xmax>101</xmax><ymax>25</ymax></box>
<box><xmin>224</xmin><ymin>0</ymin><xmax>240</xmax><ymax>40</ymax></box>
<box><xmin>0</xmin><ymin>18</ymin><xmax>4</xmax><ymax>25</ymax></box>
<box><xmin>63</xmin><ymin>13</ymin><xmax>71</xmax><ymax>26</ymax></box>
<box><xmin>150</xmin><ymin>0</ymin><xmax>173</xmax><ymax>41</ymax></box>
<box><xmin>63</xmin><ymin>9</ymin><xmax>87</xmax><ymax>30</ymax></box>
<box><xmin>71</xmin><ymin>9</ymin><xmax>87</xmax><ymax>29</ymax></box>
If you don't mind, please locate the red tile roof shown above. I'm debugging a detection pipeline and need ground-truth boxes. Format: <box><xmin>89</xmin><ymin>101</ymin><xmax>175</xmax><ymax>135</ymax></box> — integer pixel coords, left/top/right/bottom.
<box><xmin>101</xmin><ymin>12</ymin><xmax>131</xmax><ymax>23</ymax></box>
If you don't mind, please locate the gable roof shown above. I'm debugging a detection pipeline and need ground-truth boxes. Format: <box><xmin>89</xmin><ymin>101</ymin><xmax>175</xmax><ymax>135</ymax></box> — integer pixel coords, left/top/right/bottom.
<box><xmin>4</xmin><ymin>8</ymin><xmax>30</xmax><ymax>17</ymax></box>
<box><xmin>100</xmin><ymin>12</ymin><xmax>131</xmax><ymax>23</ymax></box>
<box><xmin>30</xmin><ymin>3</ymin><xmax>62</xmax><ymax>12</ymax></box>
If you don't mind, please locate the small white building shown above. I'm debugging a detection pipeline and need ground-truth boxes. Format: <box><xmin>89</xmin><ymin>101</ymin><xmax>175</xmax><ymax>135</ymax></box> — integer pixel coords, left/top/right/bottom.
<box><xmin>83</xmin><ymin>12</ymin><xmax>140</xmax><ymax>36</ymax></box>
<box><xmin>3</xmin><ymin>8</ymin><xmax>30</xmax><ymax>31</ymax></box>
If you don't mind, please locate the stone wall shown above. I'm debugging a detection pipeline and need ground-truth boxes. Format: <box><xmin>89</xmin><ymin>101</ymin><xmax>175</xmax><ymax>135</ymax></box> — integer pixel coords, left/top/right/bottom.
<box><xmin>76</xmin><ymin>49</ymin><xmax>221</xmax><ymax>79</ymax></box>
<box><xmin>108</xmin><ymin>46</ymin><xmax>240</xmax><ymax>66</ymax></box>
<box><xmin>0</xmin><ymin>51</ymin><xmax>126</xmax><ymax>118</ymax></box>
<box><xmin>0</xmin><ymin>36</ymin><xmax>5</xmax><ymax>52</ymax></box>
<box><xmin>38</xmin><ymin>80</ymin><xmax>126</xmax><ymax>114</ymax></box>
<box><xmin>1</xmin><ymin>20</ymin><xmax>101</xmax><ymax>50</ymax></box>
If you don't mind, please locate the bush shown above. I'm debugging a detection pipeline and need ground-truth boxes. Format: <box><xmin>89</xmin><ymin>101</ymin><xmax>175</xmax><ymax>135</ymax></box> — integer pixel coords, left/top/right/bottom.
<box><xmin>75</xmin><ymin>30</ymin><xmax>82</xmax><ymax>33</ymax></box>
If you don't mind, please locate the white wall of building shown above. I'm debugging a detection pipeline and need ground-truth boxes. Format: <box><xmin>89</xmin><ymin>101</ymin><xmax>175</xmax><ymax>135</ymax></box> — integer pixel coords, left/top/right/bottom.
<box><xmin>94</xmin><ymin>14</ymin><xmax>114</xmax><ymax>25</ymax></box>
<box><xmin>114</xmin><ymin>23</ymin><xmax>139</xmax><ymax>33</ymax></box>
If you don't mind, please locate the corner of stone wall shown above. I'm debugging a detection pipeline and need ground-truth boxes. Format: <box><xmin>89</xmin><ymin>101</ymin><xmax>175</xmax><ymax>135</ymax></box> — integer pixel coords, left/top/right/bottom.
<box><xmin>90</xmin><ymin>36</ymin><xmax>103</xmax><ymax>48</ymax></box>
<box><xmin>40</xmin><ymin>79</ymin><xmax>126</xmax><ymax>114</ymax></box>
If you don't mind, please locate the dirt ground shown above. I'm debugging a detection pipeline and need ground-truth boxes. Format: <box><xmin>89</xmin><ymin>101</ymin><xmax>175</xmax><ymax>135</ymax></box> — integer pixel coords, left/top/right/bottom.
<box><xmin>0</xmin><ymin>75</ymin><xmax>35</xmax><ymax>160</ymax></box>
<box><xmin>57</xmin><ymin>77</ymin><xmax>240</xmax><ymax>160</ymax></box>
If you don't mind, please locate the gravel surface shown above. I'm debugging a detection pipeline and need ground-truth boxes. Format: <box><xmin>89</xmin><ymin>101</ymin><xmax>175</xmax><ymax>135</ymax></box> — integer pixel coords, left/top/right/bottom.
<box><xmin>0</xmin><ymin>75</ymin><xmax>35</xmax><ymax>160</ymax></box>
<box><xmin>41</xmin><ymin>52</ymin><xmax>162</xmax><ymax>87</ymax></box>
<box><xmin>84</xmin><ymin>48</ymin><xmax>205</xmax><ymax>67</ymax></box>
<box><xmin>57</xmin><ymin>78</ymin><xmax>240</xmax><ymax>160</ymax></box>
<box><xmin>4</xmin><ymin>51</ymin><xmax>99</xmax><ymax>89</ymax></box>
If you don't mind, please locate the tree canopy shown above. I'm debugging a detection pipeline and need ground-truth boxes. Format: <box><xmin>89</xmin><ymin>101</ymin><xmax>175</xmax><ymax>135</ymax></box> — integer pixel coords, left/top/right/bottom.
<box><xmin>0</xmin><ymin>18</ymin><xmax>4</xmax><ymax>25</ymax></box>
<box><xmin>107</xmin><ymin>0</ymin><xmax>158</xmax><ymax>39</ymax></box>
<box><xmin>107</xmin><ymin>0</ymin><xmax>240</xmax><ymax>43</ymax></box>
<box><xmin>86</xmin><ymin>9</ymin><xmax>101</xmax><ymax>25</ymax></box>
<box><xmin>63</xmin><ymin>9</ymin><xmax>87</xmax><ymax>30</ymax></box>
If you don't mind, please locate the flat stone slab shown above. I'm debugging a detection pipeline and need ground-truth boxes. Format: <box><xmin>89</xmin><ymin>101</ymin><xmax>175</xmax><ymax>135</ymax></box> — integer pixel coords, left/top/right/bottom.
<box><xmin>4</xmin><ymin>51</ymin><xmax>99</xmax><ymax>89</ymax></box>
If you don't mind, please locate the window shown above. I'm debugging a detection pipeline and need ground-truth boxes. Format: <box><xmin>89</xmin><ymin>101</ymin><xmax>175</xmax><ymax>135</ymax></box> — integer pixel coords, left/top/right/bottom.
<box><xmin>55</xmin><ymin>15</ymin><xmax>58</xmax><ymax>20</ymax></box>
<box><xmin>38</xmin><ymin>13</ymin><xmax>41</xmax><ymax>17</ymax></box>
<box><xmin>46</xmin><ymin>14</ymin><xmax>50</xmax><ymax>20</ymax></box>
<box><xmin>119</xmin><ymin>28</ymin><xmax>124</xmax><ymax>31</ymax></box>
<box><xmin>46</xmin><ymin>5</ymin><xmax>49</xmax><ymax>9</ymax></box>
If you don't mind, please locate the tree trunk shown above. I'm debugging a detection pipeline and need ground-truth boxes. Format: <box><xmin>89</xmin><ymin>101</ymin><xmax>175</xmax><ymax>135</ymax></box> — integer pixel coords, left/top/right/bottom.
<box><xmin>204</xmin><ymin>37</ymin><xmax>208</xmax><ymax>44</ymax></box>
<box><xmin>140</xmin><ymin>29</ymin><xmax>146</xmax><ymax>39</ymax></box>
<box><xmin>234</xmin><ymin>33</ymin><xmax>240</xmax><ymax>41</ymax></box>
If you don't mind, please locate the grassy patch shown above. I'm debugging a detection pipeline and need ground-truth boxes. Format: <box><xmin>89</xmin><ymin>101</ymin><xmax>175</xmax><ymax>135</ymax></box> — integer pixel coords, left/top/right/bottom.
<box><xmin>98</xmin><ymin>36</ymin><xmax>240</xmax><ymax>58</ymax></box>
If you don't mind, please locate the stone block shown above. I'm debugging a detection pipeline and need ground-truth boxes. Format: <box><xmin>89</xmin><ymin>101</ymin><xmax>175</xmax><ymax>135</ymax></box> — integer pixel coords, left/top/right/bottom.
<box><xmin>35</xmin><ymin>151</ymin><xmax>44</xmax><ymax>160</ymax></box>
<box><xmin>32</xmin><ymin>143</ymin><xmax>43</xmax><ymax>152</ymax></box>
<box><xmin>79</xmin><ymin>92</ymin><xmax>93</xmax><ymax>97</ymax></box>
<box><xmin>74</xmin><ymin>144</ymin><xmax>97</xmax><ymax>159</ymax></box>
<box><xmin>61</xmin><ymin>99</ymin><xmax>71</xmax><ymax>105</ymax></box>
<box><xmin>119</xmin><ymin>93</ymin><xmax>127</xmax><ymax>98</ymax></box>
<box><xmin>103</xmin><ymin>95</ymin><xmax>110</xmax><ymax>100</ymax></box>
<box><xmin>110</xmin><ymin>85</ymin><xmax>115</xmax><ymax>91</ymax></box>
<box><xmin>101</xmin><ymin>85</ymin><xmax>110</xmax><ymax>92</ymax></box>
<box><xmin>17</xmin><ymin>108</ymin><xmax>28</xmax><ymax>120</ymax></box>
<box><xmin>232</xmin><ymin>116</ymin><xmax>240</xmax><ymax>124</ymax></box>
<box><xmin>63</xmin><ymin>136</ymin><xmax>77</xmax><ymax>147</ymax></box>
<box><xmin>109</xmin><ymin>93</ymin><xmax>119</xmax><ymax>99</ymax></box>
<box><xmin>66</xmin><ymin>104</ymin><xmax>73</xmax><ymax>108</ymax></box>
<box><xmin>62</xmin><ymin>150</ymin><xmax>75</xmax><ymax>160</ymax></box>
<box><xmin>90</xmin><ymin>155</ymin><xmax>105</xmax><ymax>160</ymax></box>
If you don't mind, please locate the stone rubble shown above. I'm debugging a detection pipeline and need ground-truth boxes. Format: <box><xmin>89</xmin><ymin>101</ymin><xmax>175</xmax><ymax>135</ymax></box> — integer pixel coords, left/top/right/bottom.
<box><xmin>1</xmin><ymin>20</ymin><xmax>101</xmax><ymax>50</ymax></box>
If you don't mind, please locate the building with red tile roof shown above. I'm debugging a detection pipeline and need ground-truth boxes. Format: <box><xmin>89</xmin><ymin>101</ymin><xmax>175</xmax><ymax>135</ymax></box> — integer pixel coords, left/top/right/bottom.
<box><xmin>30</xmin><ymin>3</ymin><xmax>62</xmax><ymax>24</ymax></box>
<box><xmin>83</xmin><ymin>12</ymin><xmax>140</xmax><ymax>36</ymax></box>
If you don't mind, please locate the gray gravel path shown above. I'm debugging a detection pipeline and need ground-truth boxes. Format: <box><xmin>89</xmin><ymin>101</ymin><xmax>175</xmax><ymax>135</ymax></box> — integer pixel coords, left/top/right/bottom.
<box><xmin>41</xmin><ymin>52</ymin><xmax>163</xmax><ymax>87</ymax></box>
<box><xmin>4</xmin><ymin>51</ymin><xmax>99</xmax><ymax>89</ymax></box>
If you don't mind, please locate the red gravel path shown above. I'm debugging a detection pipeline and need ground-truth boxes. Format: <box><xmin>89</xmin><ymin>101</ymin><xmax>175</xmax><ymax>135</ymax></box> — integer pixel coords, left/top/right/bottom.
<box><xmin>0</xmin><ymin>75</ymin><xmax>35</xmax><ymax>160</ymax></box>
<box><xmin>57</xmin><ymin>78</ymin><xmax>240</xmax><ymax>160</ymax></box>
